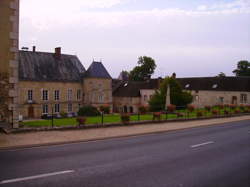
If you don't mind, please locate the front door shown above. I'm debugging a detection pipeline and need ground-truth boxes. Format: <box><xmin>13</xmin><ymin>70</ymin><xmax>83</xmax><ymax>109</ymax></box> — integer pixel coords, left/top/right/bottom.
<box><xmin>232</xmin><ymin>96</ymin><xmax>237</xmax><ymax>105</ymax></box>
<box><xmin>28</xmin><ymin>106</ymin><xmax>34</xmax><ymax>118</ymax></box>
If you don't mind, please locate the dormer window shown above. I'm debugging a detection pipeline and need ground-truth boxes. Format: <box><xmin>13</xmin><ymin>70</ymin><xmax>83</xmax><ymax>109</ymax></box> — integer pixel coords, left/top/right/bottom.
<box><xmin>124</xmin><ymin>83</ymin><xmax>128</xmax><ymax>87</ymax></box>
<box><xmin>212</xmin><ymin>84</ymin><xmax>218</xmax><ymax>89</ymax></box>
<box><xmin>185</xmin><ymin>84</ymin><xmax>190</xmax><ymax>89</ymax></box>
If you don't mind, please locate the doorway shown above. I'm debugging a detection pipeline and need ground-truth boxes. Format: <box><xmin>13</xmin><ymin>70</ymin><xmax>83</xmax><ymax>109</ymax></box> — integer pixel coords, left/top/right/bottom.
<box><xmin>28</xmin><ymin>106</ymin><xmax>34</xmax><ymax>118</ymax></box>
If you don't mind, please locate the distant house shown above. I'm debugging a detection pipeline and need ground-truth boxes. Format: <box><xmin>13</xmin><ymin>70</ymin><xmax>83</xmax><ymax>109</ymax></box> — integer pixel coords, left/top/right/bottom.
<box><xmin>112</xmin><ymin>79</ymin><xmax>160</xmax><ymax>113</ymax></box>
<box><xmin>112</xmin><ymin>76</ymin><xmax>250</xmax><ymax>113</ymax></box>
<box><xmin>177</xmin><ymin>77</ymin><xmax>250</xmax><ymax>107</ymax></box>
<box><xmin>18</xmin><ymin>47</ymin><xmax>112</xmax><ymax>118</ymax></box>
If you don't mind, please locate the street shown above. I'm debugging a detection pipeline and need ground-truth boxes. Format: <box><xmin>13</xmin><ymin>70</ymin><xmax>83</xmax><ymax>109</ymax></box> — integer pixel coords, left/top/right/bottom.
<box><xmin>0</xmin><ymin>120</ymin><xmax>250</xmax><ymax>187</ymax></box>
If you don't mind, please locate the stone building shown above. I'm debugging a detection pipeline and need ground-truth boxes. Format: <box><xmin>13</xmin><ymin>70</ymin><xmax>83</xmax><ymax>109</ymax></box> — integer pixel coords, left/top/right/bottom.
<box><xmin>177</xmin><ymin>77</ymin><xmax>250</xmax><ymax>107</ymax></box>
<box><xmin>113</xmin><ymin>77</ymin><xmax>250</xmax><ymax>113</ymax></box>
<box><xmin>0</xmin><ymin>0</ymin><xmax>19</xmax><ymax>128</ymax></box>
<box><xmin>18</xmin><ymin>48</ymin><xmax>112</xmax><ymax>119</ymax></box>
<box><xmin>112</xmin><ymin>79</ymin><xmax>160</xmax><ymax>113</ymax></box>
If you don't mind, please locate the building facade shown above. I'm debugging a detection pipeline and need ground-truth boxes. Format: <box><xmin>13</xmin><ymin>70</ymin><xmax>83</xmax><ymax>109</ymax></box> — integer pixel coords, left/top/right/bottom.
<box><xmin>0</xmin><ymin>0</ymin><xmax>19</xmax><ymax>128</ymax></box>
<box><xmin>18</xmin><ymin>49</ymin><xmax>113</xmax><ymax>119</ymax></box>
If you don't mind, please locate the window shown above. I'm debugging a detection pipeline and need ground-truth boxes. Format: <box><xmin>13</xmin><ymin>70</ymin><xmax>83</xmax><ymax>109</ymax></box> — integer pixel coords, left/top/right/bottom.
<box><xmin>54</xmin><ymin>104</ymin><xmax>60</xmax><ymax>113</ymax></box>
<box><xmin>27</xmin><ymin>90</ymin><xmax>33</xmax><ymax>101</ymax></box>
<box><xmin>185</xmin><ymin>84</ymin><xmax>190</xmax><ymax>89</ymax></box>
<box><xmin>54</xmin><ymin>90</ymin><xmax>60</xmax><ymax>101</ymax></box>
<box><xmin>42</xmin><ymin>90</ymin><xmax>48</xmax><ymax>101</ymax></box>
<box><xmin>219</xmin><ymin>97</ymin><xmax>224</xmax><ymax>104</ymax></box>
<box><xmin>144</xmin><ymin>95</ymin><xmax>147</xmax><ymax>101</ymax></box>
<box><xmin>240</xmin><ymin>94</ymin><xmax>247</xmax><ymax>103</ymax></box>
<box><xmin>67</xmin><ymin>89</ymin><xmax>73</xmax><ymax>101</ymax></box>
<box><xmin>98</xmin><ymin>94</ymin><xmax>103</xmax><ymax>102</ymax></box>
<box><xmin>68</xmin><ymin>103</ymin><xmax>72</xmax><ymax>112</ymax></box>
<box><xmin>212</xmin><ymin>84</ymin><xmax>218</xmax><ymax>89</ymax></box>
<box><xmin>195</xmin><ymin>95</ymin><xmax>199</xmax><ymax>101</ymax></box>
<box><xmin>77</xmin><ymin>89</ymin><xmax>81</xmax><ymax>100</ymax></box>
<box><xmin>42</xmin><ymin>104</ymin><xmax>48</xmax><ymax>114</ymax></box>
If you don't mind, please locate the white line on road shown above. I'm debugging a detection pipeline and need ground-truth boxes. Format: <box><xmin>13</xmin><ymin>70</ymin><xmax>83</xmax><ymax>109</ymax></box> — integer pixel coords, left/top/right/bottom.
<box><xmin>0</xmin><ymin>170</ymin><xmax>74</xmax><ymax>184</ymax></box>
<box><xmin>190</xmin><ymin>141</ymin><xmax>214</xmax><ymax>148</ymax></box>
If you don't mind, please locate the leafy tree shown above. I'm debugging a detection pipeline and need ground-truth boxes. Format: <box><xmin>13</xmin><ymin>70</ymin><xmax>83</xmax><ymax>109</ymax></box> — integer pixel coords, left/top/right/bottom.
<box><xmin>149</xmin><ymin>77</ymin><xmax>193</xmax><ymax>111</ymax></box>
<box><xmin>129</xmin><ymin>56</ymin><xmax>156</xmax><ymax>81</ymax></box>
<box><xmin>233</xmin><ymin>60</ymin><xmax>250</xmax><ymax>76</ymax></box>
<box><xmin>217</xmin><ymin>72</ymin><xmax>226</xmax><ymax>77</ymax></box>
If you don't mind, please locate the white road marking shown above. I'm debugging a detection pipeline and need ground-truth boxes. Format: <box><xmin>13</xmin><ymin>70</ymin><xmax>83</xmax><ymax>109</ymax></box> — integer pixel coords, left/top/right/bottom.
<box><xmin>0</xmin><ymin>170</ymin><xmax>74</xmax><ymax>184</ymax></box>
<box><xmin>190</xmin><ymin>141</ymin><xmax>214</xmax><ymax>148</ymax></box>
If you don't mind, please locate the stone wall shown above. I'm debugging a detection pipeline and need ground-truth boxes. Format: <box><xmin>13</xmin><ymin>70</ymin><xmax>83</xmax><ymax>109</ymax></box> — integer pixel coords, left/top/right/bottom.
<box><xmin>0</xmin><ymin>0</ymin><xmax>19</xmax><ymax>128</ymax></box>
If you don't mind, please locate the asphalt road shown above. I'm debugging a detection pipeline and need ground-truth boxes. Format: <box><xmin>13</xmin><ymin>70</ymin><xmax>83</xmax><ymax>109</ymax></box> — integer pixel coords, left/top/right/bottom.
<box><xmin>0</xmin><ymin>120</ymin><xmax>250</xmax><ymax>187</ymax></box>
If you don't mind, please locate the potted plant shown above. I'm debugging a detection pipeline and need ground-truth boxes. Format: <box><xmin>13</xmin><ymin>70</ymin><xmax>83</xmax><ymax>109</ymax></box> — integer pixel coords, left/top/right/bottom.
<box><xmin>167</xmin><ymin>104</ymin><xmax>176</xmax><ymax>113</ymax></box>
<box><xmin>76</xmin><ymin>116</ymin><xmax>86</xmax><ymax>126</ymax></box>
<box><xmin>138</xmin><ymin>105</ymin><xmax>147</xmax><ymax>114</ymax></box>
<box><xmin>153</xmin><ymin>112</ymin><xmax>161</xmax><ymax>121</ymax></box>
<box><xmin>196</xmin><ymin>111</ymin><xmax>203</xmax><ymax>118</ymax></box>
<box><xmin>120</xmin><ymin>113</ymin><xmax>130</xmax><ymax>124</ymax></box>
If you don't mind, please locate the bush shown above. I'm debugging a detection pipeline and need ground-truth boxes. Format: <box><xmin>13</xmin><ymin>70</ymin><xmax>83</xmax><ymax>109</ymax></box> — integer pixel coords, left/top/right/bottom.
<box><xmin>120</xmin><ymin>113</ymin><xmax>130</xmax><ymax>124</ymax></box>
<box><xmin>239</xmin><ymin>104</ymin><xmax>245</xmax><ymax>111</ymax></box>
<box><xmin>76</xmin><ymin>116</ymin><xmax>86</xmax><ymax>126</ymax></box>
<box><xmin>60</xmin><ymin>111</ymin><xmax>67</xmax><ymax>118</ymax></box>
<box><xmin>229</xmin><ymin>104</ymin><xmax>237</xmax><ymax>110</ymax></box>
<box><xmin>212</xmin><ymin>110</ymin><xmax>219</xmax><ymax>116</ymax></box>
<box><xmin>176</xmin><ymin>112</ymin><xmax>184</xmax><ymax>118</ymax></box>
<box><xmin>138</xmin><ymin>105</ymin><xmax>148</xmax><ymax>114</ymax></box>
<box><xmin>224</xmin><ymin>110</ymin><xmax>230</xmax><ymax>115</ymax></box>
<box><xmin>100</xmin><ymin>105</ymin><xmax>110</xmax><ymax>114</ymax></box>
<box><xmin>234</xmin><ymin>109</ymin><xmax>240</xmax><ymax>114</ymax></box>
<box><xmin>196</xmin><ymin>111</ymin><xmax>203</xmax><ymax>118</ymax></box>
<box><xmin>218</xmin><ymin>104</ymin><xmax>224</xmax><ymax>110</ymax></box>
<box><xmin>167</xmin><ymin>104</ymin><xmax>176</xmax><ymax>113</ymax></box>
<box><xmin>153</xmin><ymin>112</ymin><xmax>161</xmax><ymax>120</ymax></box>
<box><xmin>78</xmin><ymin>106</ymin><xmax>100</xmax><ymax>117</ymax></box>
<box><xmin>187</xmin><ymin>105</ymin><xmax>195</xmax><ymax>112</ymax></box>
<box><xmin>205</xmin><ymin>105</ymin><xmax>211</xmax><ymax>112</ymax></box>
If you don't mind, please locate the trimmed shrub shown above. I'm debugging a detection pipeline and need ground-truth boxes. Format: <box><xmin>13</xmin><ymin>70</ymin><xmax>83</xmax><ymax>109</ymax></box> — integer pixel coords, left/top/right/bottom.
<box><xmin>100</xmin><ymin>105</ymin><xmax>110</xmax><ymax>114</ymax></box>
<box><xmin>120</xmin><ymin>113</ymin><xmax>130</xmax><ymax>124</ymax></box>
<box><xmin>138</xmin><ymin>105</ymin><xmax>148</xmax><ymax>114</ymax></box>
<box><xmin>78</xmin><ymin>106</ymin><xmax>100</xmax><ymax>117</ymax></box>
<box><xmin>76</xmin><ymin>116</ymin><xmax>86</xmax><ymax>126</ymax></box>
<box><xmin>167</xmin><ymin>104</ymin><xmax>176</xmax><ymax>113</ymax></box>
<box><xmin>187</xmin><ymin>105</ymin><xmax>195</xmax><ymax>112</ymax></box>
<box><xmin>153</xmin><ymin>112</ymin><xmax>161</xmax><ymax>121</ymax></box>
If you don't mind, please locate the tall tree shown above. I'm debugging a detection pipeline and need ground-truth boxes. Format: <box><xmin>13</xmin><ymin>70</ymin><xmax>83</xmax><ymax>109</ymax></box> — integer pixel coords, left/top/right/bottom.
<box><xmin>149</xmin><ymin>76</ymin><xmax>193</xmax><ymax>111</ymax></box>
<box><xmin>129</xmin><ymin>56</ymin><xmax>156</xmax><ymax>81</ymax></box>
<box><xmin>233</xmin><ymin>60</ymin><xmax>250</xmax><ymax>76</ymax></box>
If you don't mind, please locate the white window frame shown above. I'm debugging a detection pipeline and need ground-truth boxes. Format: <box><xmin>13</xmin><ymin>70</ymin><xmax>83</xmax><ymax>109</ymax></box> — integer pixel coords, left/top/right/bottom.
<box><xmin>54</xmin><ymin>90</ymin><xmax>60</xmax><ymax>101</ymax></box>
<box><xmin>42</xmin><ymin>104</ymin><xmax>48</xmax><ymax>114</ymax></box>
<box><xmin>68</xmin><ymin>103</ymin><xmax>73</xmax><ymax>113</ymax></box>
<box><xmin>42</xmin><ymin>90</ymin><xmax>49</xmax><ymax>101</ymax></box>
<box><xmin>54</xmin><ymin>103</ymin><xmax>60</xmax><ymax>113</ymax></box>
<box><xmin>98</xmin><ymin>94</ymin><xmax>103</xmax><ymax>103</ymax></box>
<box><xmin>27</xmin><ymin>90</ymin><xmax>33</xmax><ymax>101</ymax></box>
<box><xmin>240</xmin><ymin>94</ymin><xmax>247</xmax><ymax>104</ymax></box>
<box><xmin>67</xmin><ymin>89</ymin><xmax>73</xmax><ymax>101</ymax></box>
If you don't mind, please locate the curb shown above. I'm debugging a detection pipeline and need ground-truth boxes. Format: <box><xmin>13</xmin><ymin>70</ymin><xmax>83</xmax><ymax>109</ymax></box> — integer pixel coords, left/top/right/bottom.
<box><xmin>3</xmin><ymin>113</ymin><xmax>250</xmax><ymax>134</ymax></box>
<box><xmin>0</xmin><ymin>117</ymin><xmax>249</xmax><ymax>151</ymax></box>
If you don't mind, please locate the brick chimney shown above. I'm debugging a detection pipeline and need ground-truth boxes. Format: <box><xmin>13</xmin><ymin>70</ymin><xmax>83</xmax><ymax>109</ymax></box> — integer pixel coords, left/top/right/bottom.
<box><xmin>55</xmin><ymin>47</ymin><xmax>61</xmax><ymax>59</ymax></box>
<box><xmin>32</xmin><ymin>46</ymin><xmax>36</xmax><ymax>52</ymax></box>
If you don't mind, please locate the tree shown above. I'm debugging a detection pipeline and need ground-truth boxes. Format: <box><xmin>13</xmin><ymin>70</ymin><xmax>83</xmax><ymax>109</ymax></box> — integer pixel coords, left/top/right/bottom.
<box><xmin>149</xmin><ymin>77</ymin><xmax>193</xmax><ymax>111</ymax></box>
<box><xmin>217</xmin><ymin>72</ymin><xmax>226</xmax><ymax>77</ymax></box>
<box><xmin>233</xmin><ymin>60</ymin><xmax>250</xmax><ymax>76</ymax></box>
<box><xmin>129</xmin><ymin>56</ymin><xmax>156</xmax><ymax>81</ymax></box>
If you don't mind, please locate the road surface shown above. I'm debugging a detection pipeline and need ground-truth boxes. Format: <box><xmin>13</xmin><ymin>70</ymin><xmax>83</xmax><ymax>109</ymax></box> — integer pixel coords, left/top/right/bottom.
<box><xmin>0</xmin><ymin>120</ymin><xmax>250</xmax><ymax>187</ymax></box>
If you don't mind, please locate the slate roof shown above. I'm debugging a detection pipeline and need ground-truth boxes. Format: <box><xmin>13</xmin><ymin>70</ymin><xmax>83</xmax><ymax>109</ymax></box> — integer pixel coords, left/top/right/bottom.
<box><xmin>84</xmin><ymin>61</ymin><xmax>112</xmax><ymax>79</ymax></box>
<box><xmin>113</xmin><ymin>79</ymin><xmax>159</xmax><ymax>97</ymax></box>
<box><xmin>177</xmin><ymin>77</ymin><xmax>250</xmax><ymax>92</ymax></box>
<box><xmin>19</xmin><ymin>51</ymin><xmax>86</xmax><ymax>82</ymax></box>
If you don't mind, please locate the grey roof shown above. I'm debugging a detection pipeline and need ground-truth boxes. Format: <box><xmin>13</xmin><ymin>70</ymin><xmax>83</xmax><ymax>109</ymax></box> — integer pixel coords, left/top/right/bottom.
<box><xmin>19</xmin><ymin>51</ymin><xmax>86</xmax><ymax>82</ymax></box>
<box><xmin>84</xmin><ymin>61</ymin><xmax>112</xmax><ymax>79</ymax></box>
<box><xmin>113</xmin><ymin>79</ymin><xmax>159</xmax><ymax>97</ymax></box>
<box><xmin>177</xmin><ymin>77</ymin><xmax>250</xmax><ymax>92</ymax></box>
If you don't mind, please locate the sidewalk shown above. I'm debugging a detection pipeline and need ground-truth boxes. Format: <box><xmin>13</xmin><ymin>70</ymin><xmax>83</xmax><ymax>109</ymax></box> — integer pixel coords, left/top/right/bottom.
<box><xmin>0</xmin><ymin>115</ymin><xmax>250</xmax><ymax>150</ymax></box>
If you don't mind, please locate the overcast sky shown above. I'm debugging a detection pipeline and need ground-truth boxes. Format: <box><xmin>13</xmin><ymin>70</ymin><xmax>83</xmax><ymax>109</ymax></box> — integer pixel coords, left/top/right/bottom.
<box><xmin>20</xmin><ymin>0</ymin><xmax>250</xmax><ymax>78</ymax></box>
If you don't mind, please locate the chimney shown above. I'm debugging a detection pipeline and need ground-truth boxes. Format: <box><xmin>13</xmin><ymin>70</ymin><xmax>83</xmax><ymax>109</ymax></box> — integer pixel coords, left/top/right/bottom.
<box><xmin>55</xmin><ymin>47</ymin><xmax>61</xmax><ymax>59</ymax></box>
<box><xmin>32</xmin><ymin>46</ymin><xmax>36</xmax><ymax>52</ymax></box>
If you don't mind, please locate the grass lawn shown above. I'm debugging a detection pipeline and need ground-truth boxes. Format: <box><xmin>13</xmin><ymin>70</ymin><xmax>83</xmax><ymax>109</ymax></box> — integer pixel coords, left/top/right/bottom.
<box><xmin>21</xmin><ymin>107</ymin><xmax>247</xmax><ymax>128</ymax></box>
